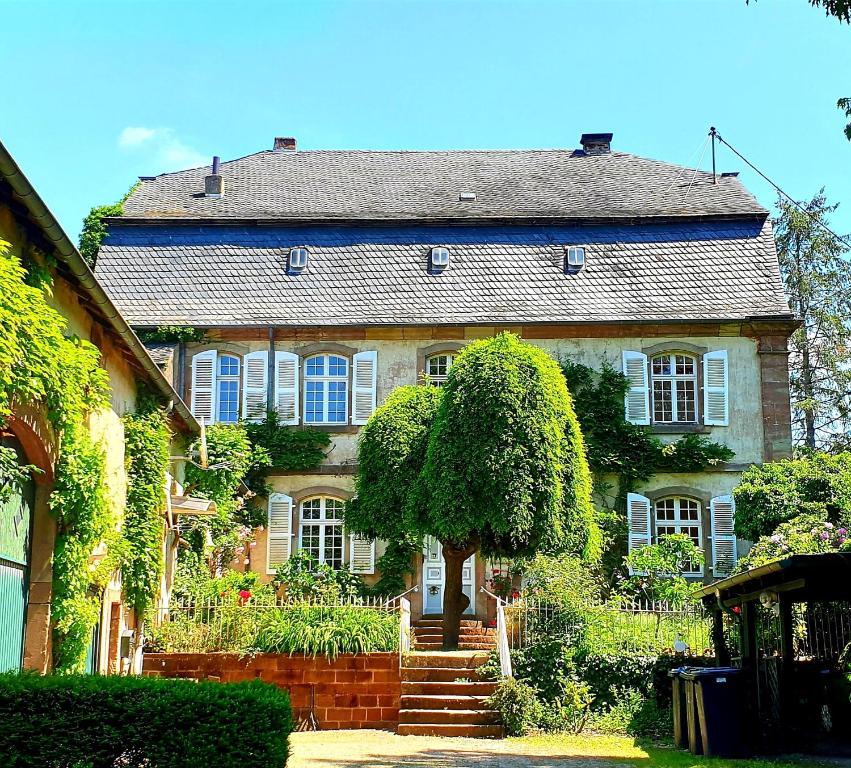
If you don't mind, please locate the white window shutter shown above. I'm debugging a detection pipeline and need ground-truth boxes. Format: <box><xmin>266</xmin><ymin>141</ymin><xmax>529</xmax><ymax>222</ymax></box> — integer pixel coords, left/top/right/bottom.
<box><xmin>274</xmin><ymin>351</ymin><xmax>299</xmax><ymax>426</ymax></box>
<box><xmin>711</xmin><ymin>495</ymin><xmax>737</xmax><ymax>576</ymax></box>
<box><xmin>349</xmin><ymin>534</ymin><xmax>376</xmax><ymax>575</ymax></box>
<box><xmin>703</xmin><ymin>350</ymin><xmax>729</xmax><ymax>426</ymax></box>
<box><xmin>622</xmin><ymin>351</ymin><xmax>650</xmax><ymax>425</ymax></box>
<box><xmin>267</xmin><ymin>493</ymin><xmax>293</xmax><ymax>574</ymax></box>
<box><xmin>351</xmin><ymin>351</ymin><xmax>378</xmax><ymax>425</ymax></box>
<box><xmin>190</xmin><ymin>349</ymin><xmax>217</xmax><ymax>425</ymax></box>
<box><xmin>626</xmin><ymin>492</ymin><xmax>652</xmax><ymax>574</ymax></box>
<box><xmin>242</xmin><ymin>351</ymin><xmax>269</xmax><ymax>422</ymax></box>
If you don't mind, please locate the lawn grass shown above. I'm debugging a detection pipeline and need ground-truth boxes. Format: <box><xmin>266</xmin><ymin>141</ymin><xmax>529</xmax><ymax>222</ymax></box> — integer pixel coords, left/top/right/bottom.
<box><xmin>512</xmin><ymin>733</ymin><xmax>836</xmax><ymax>767</ymax></box>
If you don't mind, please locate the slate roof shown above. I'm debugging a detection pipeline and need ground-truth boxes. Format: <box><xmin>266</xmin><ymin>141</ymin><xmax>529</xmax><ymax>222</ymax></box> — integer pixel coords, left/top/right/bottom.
<box><xmin>143</xmin><ymin>343</ymin><xmax>176</xmax><ymax>367</ymax></box>
<box><xmin>120</xmin><ymin>149</ymin><xmax>766</xmax><ymax>222</ymax></box>
<box><xmin>95</xmin><ymin>220</ymin><xmax>792</xmax><ymax>327</ymax></box>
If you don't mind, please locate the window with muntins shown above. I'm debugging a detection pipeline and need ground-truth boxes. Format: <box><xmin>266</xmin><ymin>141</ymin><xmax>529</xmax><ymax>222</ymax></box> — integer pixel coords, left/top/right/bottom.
<box><xmin>654</xmin><ymin>496</ymin><xmax>702</xmax><ymax>574</ymax></box>
<box><xmin>299</xmin><ymin>496</ymin><xmax>345</xmax><ymax>569</ymax></box>
<box><xmin>426</xmin><ymin>353</ymin><xmax>455</xmax><ymax>387</ymax></box>
<box><xmin>304</xmin><ymin>354</ymin><xmax>348</xmax><ymax>424</ymax></box>
<box><xmin>651</xmin><ymin>353</ymin><xmax>697</xmax><ymax>423</ymax></box>
<box><xmin>217</xmin><ymin>355</ymin><xmax>241</xmax><ymax>423</ymax></box>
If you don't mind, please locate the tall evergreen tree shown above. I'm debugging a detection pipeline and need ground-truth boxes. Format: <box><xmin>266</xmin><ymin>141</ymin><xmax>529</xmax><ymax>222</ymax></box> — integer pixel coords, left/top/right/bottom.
<box><xmin>775</xmin><ymin>191</ymin><xmax>851</xmax><ymax>449</ymax></box>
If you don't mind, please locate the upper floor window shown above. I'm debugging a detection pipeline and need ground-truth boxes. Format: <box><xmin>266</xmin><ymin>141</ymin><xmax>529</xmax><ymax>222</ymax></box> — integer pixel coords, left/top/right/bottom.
<box><xmin>651</xmin><ymin>353</ymin><xmax>697</xmax><ymax>424</ymax></box>
<box><xmin>622</xmin><ymin>349</ymin><xmax>729</xmax><ymax>428</ymax></box>
<box><xmin>654</xmin><ymin>495</ymin><xmax>702</xmax><ymax>574</ymax></box>
<box><xmin>191</xmin><ymin>348</ymin><xmax>377</xmax><ymax>427</ymax></box>
<box><xmin>304</xmin><ymin>354</ymin><xmax>348</xmax><ymax>424</ymax></box>
<box><xmin>217</xmin><ymin>355</ymin><xmax>241</xmax><ymax>423</ymax></box>
<box><xmin>299</xmin><ymin>496</ymin><xmax>345</xmax><ymax>569</ymax></box>
<box><xmin>426</xmin><ymin>353</ymin><xmax>455</xmax><ymax>387</ymax></box>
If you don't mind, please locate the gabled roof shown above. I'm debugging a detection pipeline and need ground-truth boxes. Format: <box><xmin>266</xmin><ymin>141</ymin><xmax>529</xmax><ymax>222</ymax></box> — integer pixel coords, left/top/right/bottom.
<box><xmin>95</xmin><ymin>219</ymin><xmax>792</xmax><ymax>327</ymax></box>
<box><xmin>0</xmin><ymin>139</ymin><xmax>198</xmax><ymax>432</ymax></box>
<box><xmin>120</xmin><ymin>148</ymin><xmax>767</xmax><ymax>223</ymax></box>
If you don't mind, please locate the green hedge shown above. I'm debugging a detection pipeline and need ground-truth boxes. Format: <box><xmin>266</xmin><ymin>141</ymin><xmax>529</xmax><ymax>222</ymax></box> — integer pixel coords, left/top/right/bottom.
<box><xmin>0</xmin><ymin>673</ymin><xmax>292</xmax><ymax>768</ymax></box>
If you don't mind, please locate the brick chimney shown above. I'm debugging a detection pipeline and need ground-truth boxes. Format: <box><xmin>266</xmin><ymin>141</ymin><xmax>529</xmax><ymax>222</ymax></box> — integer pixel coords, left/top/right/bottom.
<box><xmin>204</xmin><ymin>156</ymin><xmax>224</xmax><ymax>198</ymax></box>
<box><xmin>579</xmin><ymin>133</ymin><xmax>613</xmax><ymax>155</ymax></box>
<box><xmin>273</xmin><ymin>137</ymin><xmax>297</xmax><ymax>151</ymax></box>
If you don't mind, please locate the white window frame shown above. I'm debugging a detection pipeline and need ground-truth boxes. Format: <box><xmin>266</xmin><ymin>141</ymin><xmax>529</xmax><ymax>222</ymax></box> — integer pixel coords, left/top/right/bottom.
<box><xmin>303</xmin><ymin>354</ymin><xmax>349</xmax><ymax>425</ymax></box>
<box><xmin>653</xmin><ymin>495</ymin><xmax>703</xmax><ymax>576</ymax></box>
<box><xmin>298</xmin><ymin>496</ymin><xmax>346</xmax><ymax>569</ymax></box>
<box><xmin>216</xmin><ymin>354</ymin><xmax>242</xmax><ymax>424</ymax></box>
<box><xmin>425</xmin><ymin>352</ymin><xmax>456</xmax><ymax>387</ymax></box>
<box><xmin>650</xmin><ymin>353</ymin><xmax>698</xmax><ymax>424</ymax></box>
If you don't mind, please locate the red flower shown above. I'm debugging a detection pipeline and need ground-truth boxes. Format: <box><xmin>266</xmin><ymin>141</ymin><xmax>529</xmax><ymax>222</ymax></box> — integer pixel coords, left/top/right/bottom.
<box><xmin>238</xmin><ymin>589</ymin><xmax>251</xmax><ymax>604</ymax></box>
<box><xmin>732</xmin><ymin>606</ymin><xmax>741</xmax><ymax>615</ymax></box>
<box><xmin>512</xmin><ymin>590</ymin><xmax>520</xmax><ymax>599</ymax></box>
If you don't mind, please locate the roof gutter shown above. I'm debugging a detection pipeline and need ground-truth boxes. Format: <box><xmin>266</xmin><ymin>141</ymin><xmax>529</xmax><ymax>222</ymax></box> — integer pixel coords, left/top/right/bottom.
<box><xmin>0</xmin><ymin>140</ymin><xmax>199</xmax><ymax>434</ymax></box>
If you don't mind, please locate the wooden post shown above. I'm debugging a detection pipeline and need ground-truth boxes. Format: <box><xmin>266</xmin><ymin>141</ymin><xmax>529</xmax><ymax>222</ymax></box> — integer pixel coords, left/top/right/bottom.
<box><xmin>711</xmin><ymin>609</ymin><xmax>730</xmax><ymax>666</ymax></box>
<box><xmin>779</xmin><ymin>598</ymin><xmax>795</xmax><ymax>732</ymax></box>
<box><xmin>741</xmin><ymin>602</ymin><xmax>757</xmax><ymax>669</ymax></box>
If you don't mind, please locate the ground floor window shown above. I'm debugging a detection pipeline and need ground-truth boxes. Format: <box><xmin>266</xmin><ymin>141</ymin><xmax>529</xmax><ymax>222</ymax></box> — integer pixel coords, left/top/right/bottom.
<box><xmin>299</xmin><ymin>496</ymin><xmax>345</xmax><ymax>569</ymax></box>
<box><xmin>654</xmin><ymin>495</ymin><xmax>702</xmax><ymax>574</ymax></box>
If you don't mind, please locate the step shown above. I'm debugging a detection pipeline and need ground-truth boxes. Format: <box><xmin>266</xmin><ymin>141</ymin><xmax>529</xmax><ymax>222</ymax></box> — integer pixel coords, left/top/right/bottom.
<box><xmin>399</xmin><ymin>708</ymin><xmax>501</xmax><ymax>725</ymax></box>
<box><xmin>403</xmin><ymin>652</ymin><xmax>489</xmax><ymax>669</ymax></box>
<box><xmin>397</xmin><ymin>723</ymin><xmax>503</xmax><ymax>738</ymax></box>
<box><xmin>412</xmin><ymin>628</ymin><xmax>496</xmax><ymax>638</ymax></box>
<box><xmin>414</xmin><ymin>642</ymin><xmax>496</xmax><ymax>652</ymax></box>
<box><xmin>401</xmin><ymin>694</ymin><xmax>490</xmax><ymax>710</ymax></box>
<box><xmin>402</xmin><ymin>666</ymin><xmax>489</xmax><ymax>683</ymax></box>
<box><xmin>402</xmin><ymin>681</ymin><xmax>497</xmax><ymax>696</ymax></box>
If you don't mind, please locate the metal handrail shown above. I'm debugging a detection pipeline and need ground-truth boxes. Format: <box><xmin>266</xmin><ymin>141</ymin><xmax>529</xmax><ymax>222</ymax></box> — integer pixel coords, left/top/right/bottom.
<box><xmin>480</xmin><ymin>586</ymin><xmax>512</xmax><ymax>678</ymax></box>
<box><xmin>385</xmin><ymin>585</ymin><xmax>419</xmax><ymax>606</ymax></box>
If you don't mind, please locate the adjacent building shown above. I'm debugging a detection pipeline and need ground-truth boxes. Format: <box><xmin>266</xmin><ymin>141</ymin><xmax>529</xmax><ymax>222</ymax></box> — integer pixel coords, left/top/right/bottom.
<box><xmin>0</xmin><ymin>140</ymin><xmax>200</xmax><ymax>672</ymax></box>
<box><xmin>94</xmin><ymin>133</ymin><xmax>796</xmax><ymax>616</ymax></box>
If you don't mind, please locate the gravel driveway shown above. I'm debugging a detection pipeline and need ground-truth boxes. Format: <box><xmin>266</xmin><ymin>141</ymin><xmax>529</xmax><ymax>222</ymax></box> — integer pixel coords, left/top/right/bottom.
<box><xmin>288</xmin><ymin>730</ymin><xmax>626</xmax><ymax>768</ymax></box>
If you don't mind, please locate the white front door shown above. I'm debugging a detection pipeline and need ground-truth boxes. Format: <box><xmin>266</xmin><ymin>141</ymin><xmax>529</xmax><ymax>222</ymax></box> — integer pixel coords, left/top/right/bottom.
<box><xmin>422</xmin><ymin>536</ymin><xmax>475</xmax><ymax>615</ymax></box>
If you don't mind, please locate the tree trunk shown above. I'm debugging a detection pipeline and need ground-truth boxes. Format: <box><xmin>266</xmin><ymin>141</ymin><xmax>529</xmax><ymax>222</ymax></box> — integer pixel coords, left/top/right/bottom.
<box><xmin>441</xmin><ymin>540</ymin><xmax>478</xmax><ymax>650</ymax></box>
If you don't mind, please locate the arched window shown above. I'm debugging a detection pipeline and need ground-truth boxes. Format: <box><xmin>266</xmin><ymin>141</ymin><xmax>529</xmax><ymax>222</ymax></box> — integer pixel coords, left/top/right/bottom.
<box><xmin>217</xmin><ymin>355</ymin><xmax>241</xmax><ymax>423</ymax></box>
<box><xmin>426</xmin><ymin>353</ymin><xmax>455</xmax><ymax>387</ymax></box>
<box><xmin>299</xmin><ymin>496</ymin><xmax>345</xmax><ymax>569</ymax></box>
<box><xmin>654</xmin><ymin>496</ymin><xmax>702</xmax><ymax>574</ymax></box>
<box><xmin>304</xmin><ymin>354</ymin><xmax>348</xmax><ymax>424</ymax></box>
<box><xmin>651</xmin><ymin>353</ymin><xmax>697</xmax><ymax>424</ymax></box>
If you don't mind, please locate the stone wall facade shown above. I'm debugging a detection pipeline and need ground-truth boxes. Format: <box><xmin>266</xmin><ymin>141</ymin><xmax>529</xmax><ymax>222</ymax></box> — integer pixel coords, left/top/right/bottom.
<box><xmin>143</xmin><ymin>652</ymin><xmax>401</xmax><ymax>730</ymax></box>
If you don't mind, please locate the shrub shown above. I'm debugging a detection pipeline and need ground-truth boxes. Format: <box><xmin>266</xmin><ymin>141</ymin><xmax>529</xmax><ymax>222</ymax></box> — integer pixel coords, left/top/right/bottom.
<box><xmin>253</xmin><ymin>604</ymin><xmax>399</xmax><ymax>659</ymax></box>
<box><xmin>272</xmin><ymin>550</ymin><xmax>363</xmax><ymax>600</ymax></box>
<box><xmin>486</xmin><ymin>677</ymin><xmax>543</xmax><ymax>736</ymax></box>
<box><xmin>736</xmin><ymin>513</ymin><xmax>850</xmax><ymax>572</ymax></box>
<box><xmin>733</xmin><ymin>453</ymin><xmax>851</xmax><ymax>542</ymax></box>
<box><xmin>0</xmin><ymin>673</ymin><xmax>292</xmax><ymax>768</ymax></box>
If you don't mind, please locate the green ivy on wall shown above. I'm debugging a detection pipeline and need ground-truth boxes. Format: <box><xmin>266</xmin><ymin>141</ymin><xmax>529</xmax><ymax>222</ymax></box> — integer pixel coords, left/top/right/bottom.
<box><xmin>122</xmin><ymin>410</ymin><xmax>171</xmax><ymax>617</ymax></box>
<box><xmin>1</xmin><ymin>239</ymin><xmax>113</xmax><ymax>672</ymax></box>
<box><xmin>78</xmin><ymin>183</ymin><xmax>138</xmax><ymax>267</ymax></box>
<box><xmin>136</xmin><ymin>326</ymin><xmax>207</xmax><ymax>344</ymax></box>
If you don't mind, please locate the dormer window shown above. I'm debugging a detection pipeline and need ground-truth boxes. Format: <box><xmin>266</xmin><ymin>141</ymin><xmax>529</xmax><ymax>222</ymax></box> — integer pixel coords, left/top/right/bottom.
<box><xmin>429</xmin><ymin>247</ymin><xmax>450</xmax><ymax>271</ymax></box>
<box><xmin>564</xmin><ymin>246</ymin><xmax>585</xmax><ymax>273</ymax></box>
<box><xmin>289</xmin><ymin>247</ymin><xmax>309</xmax><ymax>272</ymax></box>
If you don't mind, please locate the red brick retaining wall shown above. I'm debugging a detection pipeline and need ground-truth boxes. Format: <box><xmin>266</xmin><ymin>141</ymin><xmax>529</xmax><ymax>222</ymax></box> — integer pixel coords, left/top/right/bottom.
<box><xmin>143</xmin><ymin>652</ymin><xmax>401</xmax><ymax>730</ymax></box>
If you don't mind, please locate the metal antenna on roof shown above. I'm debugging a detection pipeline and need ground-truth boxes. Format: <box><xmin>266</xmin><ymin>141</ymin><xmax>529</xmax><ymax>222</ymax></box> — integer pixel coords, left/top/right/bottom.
<box><xmin>710</xmin><ymin>127</ymin><xmax>717</xmax><ymax>184</ymax></box>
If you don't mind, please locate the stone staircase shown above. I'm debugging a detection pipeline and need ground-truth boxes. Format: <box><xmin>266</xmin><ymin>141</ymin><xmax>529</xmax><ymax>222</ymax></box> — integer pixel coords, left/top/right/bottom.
<box><xmin>411</xmin><ymin>615</ymin><xmax>497</xmax><ymax>651</ymax></box>
<box><xmin>399</xmin><ymin>651</ymin><xmax>503</xmax><ymax>737</ymax></box>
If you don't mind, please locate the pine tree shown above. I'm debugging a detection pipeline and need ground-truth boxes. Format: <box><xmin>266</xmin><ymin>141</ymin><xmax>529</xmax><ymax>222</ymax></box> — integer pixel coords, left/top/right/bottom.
<box><xmin>775</xmin><ymin>191</ymin><xmax>851</xmax><ymax>449</ymax></box>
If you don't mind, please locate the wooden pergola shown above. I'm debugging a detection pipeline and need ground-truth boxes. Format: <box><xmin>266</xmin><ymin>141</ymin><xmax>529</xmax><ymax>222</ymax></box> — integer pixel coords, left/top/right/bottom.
<box><xmin>694</xmin><ymin>552</ymin><xmax>851</xmax><ymax>751</ymax></box>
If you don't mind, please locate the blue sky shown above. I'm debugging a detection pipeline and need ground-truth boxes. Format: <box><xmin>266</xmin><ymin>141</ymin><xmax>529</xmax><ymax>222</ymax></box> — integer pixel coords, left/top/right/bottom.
<box><xmin>2</xmin><ymin>0</ymin><xmax>849</xmax><ymax>240</ymax></box>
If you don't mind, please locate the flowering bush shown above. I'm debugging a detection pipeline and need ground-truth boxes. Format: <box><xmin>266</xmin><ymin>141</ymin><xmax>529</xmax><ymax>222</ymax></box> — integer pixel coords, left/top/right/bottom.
<box><xmin>488</xmin><ymin>567</ymin><xmax>520</xmax><ymax>600</ymax></box>
<box><xmin>736</xmin><ymin>513</ymin><xmax>850</xmax><ymax>572</ymax></box>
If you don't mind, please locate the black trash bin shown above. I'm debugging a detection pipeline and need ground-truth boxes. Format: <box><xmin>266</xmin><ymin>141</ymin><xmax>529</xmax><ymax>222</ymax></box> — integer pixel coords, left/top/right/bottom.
<box><xmin>685</xmin><ymin>667</ymin><xmax>750</xmax><ymax>758</ymax></box>
<box><xmin>680</xmin><ymin>669</ymin><xmax>703</xmax><ymax>755</ymax></box>
<box><xmin>668</xmin><ymin>668</ymin><xmax>688</xmax><ymax>749</ymax></box>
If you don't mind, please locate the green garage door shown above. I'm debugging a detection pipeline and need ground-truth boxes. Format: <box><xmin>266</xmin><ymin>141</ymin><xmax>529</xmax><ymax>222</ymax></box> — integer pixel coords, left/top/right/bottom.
<box><xmin>0</xmin><ymin>439</ymin><xmax>33</xmax><ymax>673</ymax></box>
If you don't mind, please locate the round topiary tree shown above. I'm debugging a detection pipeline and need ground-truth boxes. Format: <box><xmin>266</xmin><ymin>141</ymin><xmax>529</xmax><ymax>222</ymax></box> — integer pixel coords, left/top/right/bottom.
<box><xmin>345</xmin><ymin>333</ymin><xmax>594</xmax><ymax>649</ymax></box>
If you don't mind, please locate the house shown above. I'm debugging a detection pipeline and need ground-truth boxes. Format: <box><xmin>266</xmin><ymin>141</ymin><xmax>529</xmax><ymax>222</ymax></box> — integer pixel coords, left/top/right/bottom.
<box><xmin>0</xmin><ymin>140</ymin><xmax>202</xmax><ymax>673</ymax></box>
<box><xmin>93</xmin><ymin>133</ymin><xmax>795</xmax><ymax>617</ymax></box>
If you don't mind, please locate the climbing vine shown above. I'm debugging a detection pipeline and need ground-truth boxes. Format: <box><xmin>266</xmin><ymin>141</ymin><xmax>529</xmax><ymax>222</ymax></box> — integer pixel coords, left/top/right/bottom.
<box><xmin>78</xmin><ymin>183</ymin><xmax>138</xmax><ymax>267</ymax></box>
<box><xmin>136</xmin><ymin>326</ymin><xmax>207</xmax><ymax>344</ymax></box>
<box><xmin>561</xmin><ymin>359</ymin><xmax>734</xmax><ymax>578</ymax></box>
<box><xmin>122</xmin><ymin>409</ymin><xmax>171</xmax><ymax>617</ymax></box>
<box><xmin>1</xmin><ymin>239</ymin><xmax>113</xmax><ymax>672</ymax></box>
